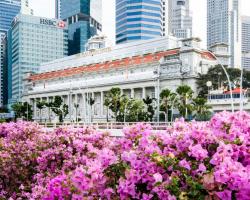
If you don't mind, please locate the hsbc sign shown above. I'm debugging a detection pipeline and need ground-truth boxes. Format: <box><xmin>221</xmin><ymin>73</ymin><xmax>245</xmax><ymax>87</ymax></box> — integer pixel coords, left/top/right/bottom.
<box><xmin>40</xmin><ymin>18</ymin><xmax>66</xmax><ymax>28</ymax></box>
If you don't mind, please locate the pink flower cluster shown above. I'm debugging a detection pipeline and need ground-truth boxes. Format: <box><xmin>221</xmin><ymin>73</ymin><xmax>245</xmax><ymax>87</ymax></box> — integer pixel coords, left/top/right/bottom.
<box><xmin>0</xmin><ymin>111</ymin><xmax>250</xmax><ymax>199</ymax></box>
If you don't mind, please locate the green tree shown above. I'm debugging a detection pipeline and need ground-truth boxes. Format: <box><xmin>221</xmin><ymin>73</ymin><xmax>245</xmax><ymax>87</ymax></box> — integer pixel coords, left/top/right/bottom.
<box><xmin>74</xmin><ymin>103</ymin><xmax>79</xmax><ymax>122</ymax></box>
<box><xmin>126</xmin><ymin>99</ymin><xmax>146</xmax><ymax>122</ymax></box>
<box><xmin>197</xmin><ymin>65</ymin><xmax>250</xmax><ymax>98</ymax></box>
<box><xmin>0</xmin><ymin>107</ymin><xmax>8</xmax><ymax>113</ymax></box>
<box><xmin>36</xmin><ymin>100</ymin><xmax>46</xmax><ymax>122</ymax></box>
<box><xmin>176</xmin><ymin>85</ymin><xmax>194</xmax><ymax>119</ymax></box>
<box><xmin>45</xmin><ymin>101</ymin><xmax>54</xmax><ymax>122</ymax></box>
<box><xmin>104</xmin><ymin>88</ymin><xmax>124</xmax><ymax>122</ymax></box>
<box><xmin>88</xmin><ymin>97</ymin><xmax>95</xmax><ymax>122</ymax></box>
<box><xmin>11</xmin><ymin>102</ymin><xmax>33</xmax><ymax>121</ymax></box>
<box><xmin>104</xmin><ymin>97</ymin><xmax>111</xmax><ymax>122</ymax></box>
<box><xmin>48</xmin><ymin>96</ymin><xmax>69</xmax><ymax>123</ymax></box>
<box><xmin>192</xmin><ymin>97</ymin><xmax>212</xmax><ymax>121</ymax></box>
<box><xmin>11</xmin><ymin>102</ymin><xmax>23</xmax><ymax>119</ymax></box>
<box><xmin>143</xmin><ymin>96</ymin><xmax>156</xmax><ymax>122</ymax></box>
<box><xmin>160</xmin><ymin>89</ymin><xmax>177</xmax><ymax>122</ymax></box>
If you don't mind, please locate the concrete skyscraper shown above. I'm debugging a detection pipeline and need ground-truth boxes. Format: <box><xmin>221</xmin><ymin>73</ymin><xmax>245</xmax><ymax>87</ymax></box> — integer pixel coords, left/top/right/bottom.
<box><xmin>207</xmin><ymin>0</ymin><xmax>242</xmax><ymax>68</ymax></box>
<box><xmin>168</xmin><ymin>0</ymin><xmax>192</xmax><ymax>39</ymax></box>
<box><xmin>56</xmin><ymin>0</ymin><xmax>102</xmax><ymax>55</ymax></box>
<box><xmin>116</xmin><ymin>0</ymin><xmax>164</xmax><ymax>44</ymax></box>
<box><xmin>242</xmin><ymin>16</ymin><xmax>250</xmax><ymax>70</ymax></box>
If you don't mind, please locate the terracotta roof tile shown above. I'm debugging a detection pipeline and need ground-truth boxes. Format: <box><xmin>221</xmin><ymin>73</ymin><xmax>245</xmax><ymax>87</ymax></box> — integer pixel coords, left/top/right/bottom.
<box><xmin>29</xmin><ymin>49</ymin><xmax>181</xmax><ymax>81</ymax></box>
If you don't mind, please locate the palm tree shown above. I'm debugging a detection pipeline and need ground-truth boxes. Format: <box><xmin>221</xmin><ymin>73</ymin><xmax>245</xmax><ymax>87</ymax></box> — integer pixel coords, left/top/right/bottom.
<box><xmin>74</xmin><ymin>103</ymin><xmax>79</xmax><ymax>122</ymax></box>
<box><xmin>160</xmin><ymin>89</ymin><xmax>174</xmax><ymax>122</ymax></box>
<box><xmin>143</xmin><ymin>96</ymin><xmax>156</xmax><ymax>122</ymax></box>
<box><xmin>176</xmin><ymin>85</ymin><xmax>194</xmax><ymax>119</ymax></box>
<box><xmin>104</xmin><ymin>97</ymin><xmax>111</xmax><ymax>122</ymax></box>
<box><xmin>192</xmin><ymin>97</ymin><xmax>212</xmax><ymax>121</ymax></box>
<box><xmin>36</xmin><ymin>100</ymin><xmax>46</xmax><ymax>122</ymax></box>
<box><xmin>88</xmin><ymin>97</ymin><xmax>95</xmax><ymax>122</ymax></box>
<box><xmin>105</xmin><ymin>87</ymin><xmax>124</xmax><ymax>122</ymax></box>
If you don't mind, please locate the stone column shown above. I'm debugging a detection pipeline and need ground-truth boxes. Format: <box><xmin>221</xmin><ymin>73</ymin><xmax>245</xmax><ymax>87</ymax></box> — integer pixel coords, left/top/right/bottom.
<box><xmin>142</xmin><ymin>87</ymin><xmax>146</xmax><ymax>99</ymax></box>
<box><xmin>82</xmin><ymin>92</ymin><xmax>86</xmax><ymax>122</ymax></box>
<box><xmin>131</xmin><ymin>88</ymin><xmax>135</xmax><ymax>98</ymax></box>
<box><xmin>101</xmin><ymin>91</ymin><xmax>104</xmax><ymax>116</ymax></box>
<box><xmin>75</xmin><ymin>93</ymin><xmax>78</xmax><ymax>122</ymax></box>
<box><xmin>33</xmin><ymin>99</ymin><xmax>36</xmax><ymax>120</ymax></box>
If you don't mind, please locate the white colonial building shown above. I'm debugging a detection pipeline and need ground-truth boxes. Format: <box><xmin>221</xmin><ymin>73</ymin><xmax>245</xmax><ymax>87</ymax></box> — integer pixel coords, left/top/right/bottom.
<box><xmin>23</xmin><ymin>37</ymin><xmax>217</xmax><ymax>122</ymax></box>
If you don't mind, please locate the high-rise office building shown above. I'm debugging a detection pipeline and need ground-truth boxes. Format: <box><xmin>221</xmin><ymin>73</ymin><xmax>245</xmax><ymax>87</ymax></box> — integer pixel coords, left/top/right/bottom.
<box><xmin>55</xmin><ymin>0</ymin><xmax>61</xmax><ymax>19</ymax></box>
<box><xmin>242</xmin><ymin>16</ymin><xmax>250</xmax><ymax>70</ymax></box>
<box><xmin>56</xmin><ymin>0</ymin><xmax>102</xmax><ymax>55</ymax></box>
<box><xmin>116</xmin><ymin>0</ymin><xmax>164</xmax><ymax>44</ymax></box>
<box><xmin>20</xmin><ymin>0</ymin><xmax>33</xmax><ymax>15</ymax></box>
<box><xmin>0</xmin><ymin>0</ymin><xmax>22</xmax><ymax>106</ymax></box>
<box><xmin>168</xmin><ymin>0</ymin><xmax>192</xmax><ymax>39</ymax></box>
<box><xmin>207</xmin><ymin>0</ymin><xmax>242</xmax><ymax>68</ymax></box>
<box><xmin>8</xmin><ymin>14</ymin><xmax>68</xmax><ymax>104</ymax></box>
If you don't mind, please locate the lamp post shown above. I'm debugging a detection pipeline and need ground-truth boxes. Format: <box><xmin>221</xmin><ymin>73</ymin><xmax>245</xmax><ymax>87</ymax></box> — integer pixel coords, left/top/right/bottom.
<box><xmin>206</xmin><ymin>81</ymin><xmax>212</xmax><ymax>98</ymax></box>
<box><xmin>171</xmin><ymin>95</ymin><xmax>178</xmax><ymax>123</ymax></box>
<box><xmin>209</xmin><ymin>52</ymin><xmax>234</xmax><ymax>112</ymax></box>
<box><xmin>240</xmin><ymin>67</ymin><xmax>244</xmax><ymax>111</ymax></box>
<box><xmin>69</xmin><ymin>81</ymin><xmax>73</xmax><ymax>122</ymax></box>
<box><xmin>240</xmin><ymin>52</ymin><xmax>250</xmax><ymax>111</ymax></box>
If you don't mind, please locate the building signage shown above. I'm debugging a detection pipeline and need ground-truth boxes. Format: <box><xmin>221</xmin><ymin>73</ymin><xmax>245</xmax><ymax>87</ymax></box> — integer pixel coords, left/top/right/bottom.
<box><xmin>40</xmin><ymin>18</ymin><xmax>66</xmax><ymax>28</ymax></box>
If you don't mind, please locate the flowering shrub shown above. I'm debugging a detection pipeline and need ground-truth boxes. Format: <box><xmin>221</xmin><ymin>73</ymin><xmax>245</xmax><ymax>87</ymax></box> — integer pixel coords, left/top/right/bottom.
<box><xmin>1</xmin><ymin>111</ymin><xmax>250</xmax><ymax>199</ymax></box>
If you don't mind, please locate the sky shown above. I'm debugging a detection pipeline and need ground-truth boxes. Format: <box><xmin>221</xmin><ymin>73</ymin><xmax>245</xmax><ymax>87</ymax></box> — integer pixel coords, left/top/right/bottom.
<box><xmin>29</xmin><ymin>0</ymin><xmax>250</xmax><ymax>48</ymax></box>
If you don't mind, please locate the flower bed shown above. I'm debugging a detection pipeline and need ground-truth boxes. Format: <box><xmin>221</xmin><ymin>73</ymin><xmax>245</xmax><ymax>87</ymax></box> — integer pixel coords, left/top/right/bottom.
<box><xmin>0</xmin><ymin>111</ymin><xmax>250</xmax><ymax>199</ymax></box>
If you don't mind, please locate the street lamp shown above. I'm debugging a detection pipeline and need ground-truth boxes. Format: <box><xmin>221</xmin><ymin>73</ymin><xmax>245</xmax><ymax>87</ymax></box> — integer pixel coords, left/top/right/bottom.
<box><xmin>171</xmin><ymin>95</ymin><xmax>178</xmax><ymax>123</ymax></box>
<box><xmin>209</xmin><ymin>52</ymin><xmax>234</xmax><ymax>112</ymax></box>
<box><xmin>206</xmin><ymin>81</ymin><xmax>212</xmax><ymax>97</ymax></box>
<box><xmin>154</xmin><ymin>59</ymin><xmax>163</xmax><ymax>124</ymax></box>
<box><xmin>240</xmin><ymin>67</ymin><xmax>244</xmax><ymax>111</ymax></box>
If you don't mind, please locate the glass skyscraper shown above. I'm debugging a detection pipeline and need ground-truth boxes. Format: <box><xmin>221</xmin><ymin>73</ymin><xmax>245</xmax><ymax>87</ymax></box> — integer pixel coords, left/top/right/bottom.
<box><xmin>57</xmin><ymin>0</ymin><xmax>102</xmax><ymax>55</ymax></box>
<box><xmin>0</xmin><ymin>0</ymin><xmax>21</xmax><ymax>106</ymax></box>
<box><xmin>8</xmin><ymin>14</ymin><xmax>68</xmax><ymax>104</ymax></box>
<box><xmin>116</xmin><ymin>0</ymin><xmax>164</xmax><ymax>44</ymax></box>
<box><xmin>242</xmin><ymin>16</ymin><xmax>250</xmax><ymax>70</ymax></box>
<box><xmin>168</xmin><ymin>0</ymin><xmax>192</xmax><ymax>39</ymax></box>
<box><xmin>207</xmin><ymin>0</ymin><xmax>242</xmax><ymax>68</ymax></box>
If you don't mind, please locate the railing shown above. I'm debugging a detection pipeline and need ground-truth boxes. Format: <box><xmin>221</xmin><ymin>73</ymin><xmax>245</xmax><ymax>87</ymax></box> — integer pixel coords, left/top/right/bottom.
<box><xmin>208</xmin><ymin>93</ymin><xmax>249</xmax><ymax>100</ymax></box>
<box><xmin>39</xmin><ymin>121</ymin><xmax>173</xmax><ymax>130</ymax></box>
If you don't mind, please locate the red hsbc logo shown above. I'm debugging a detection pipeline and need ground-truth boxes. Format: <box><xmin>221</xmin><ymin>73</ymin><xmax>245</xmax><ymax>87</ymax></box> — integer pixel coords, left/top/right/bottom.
<box><xmin>57</xmin><ymin>21</ymin><xmax>66</xmax><ymax>28</ymax></box>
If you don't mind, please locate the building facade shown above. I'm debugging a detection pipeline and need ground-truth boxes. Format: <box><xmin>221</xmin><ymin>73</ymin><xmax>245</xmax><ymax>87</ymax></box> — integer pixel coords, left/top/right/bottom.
<box><xmin>22</xmin><ymin>37</ymin><xmax>217</xmax><ymax>122</ymax></box>
<box><xmin>242</xmin><ymin>16</ymin><xmax>250</xmax><ymax>70</ymax></box>
<box><xmin>0</xmin><ymin>0</ymin><xmax>22</xmax><ymax>106</ymax></box>
<box><xmin>116</xmin><ymin>0</ymin><xmax>164</xmax><ymax>44</ymax></box>
<box><xmin>168</xmin><ymin>0</ymin><xmax>192</xmax><ymax>39</ymax></box>
<box><xmin>209</xmin><ymin>43</ymin><xmax>231</xmax><ymax>67</ymax></box>
<box><xmin>8</xmin><ymin>14</ymin><xmax>68</xmax><ymax>105</ymax></box>
<box><xmin>55</xmin><ymin>0</ymin><xmax>61</xmax><ymax>19</ymax></box>
<box><xmin>20</xmin><ymin>0</ymin><xmax>33</xmax><ymax>15</ymax></box>
<box><xmin>207</xmin><ymin>0</ymin><xmax>242</xmax><ymax>68</ymax></box>
<box><xmin>58</xmin><ymin>0</ymin><xmax>102</xmax><ymax>55</ymax></box>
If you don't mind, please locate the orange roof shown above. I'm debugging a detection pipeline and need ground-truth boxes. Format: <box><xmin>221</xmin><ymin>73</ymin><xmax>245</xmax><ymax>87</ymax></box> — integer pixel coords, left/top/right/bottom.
<box><xmin>29</xmin><ymin>49</ymin><xmax>180</xmax><ymax>82</ymax></box>
<box><xmin>201</xmin><ymin>51</ymin><xmax>216</xmax><ymax>60</ymax></box>
<box><xmin>224</xmin><ymin>88</ymin><xmax>247</xmax><ymax>94</ymax></box>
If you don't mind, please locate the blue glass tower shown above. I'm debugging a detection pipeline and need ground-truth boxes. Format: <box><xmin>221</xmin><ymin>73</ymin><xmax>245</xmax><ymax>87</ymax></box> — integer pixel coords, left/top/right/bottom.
<box><xmin>0</xmin><ymin>0</ymin><xmax>21</xmax><ymax>106</ymax></box>
<box><xmin>59</xmin><ymin>0</ymin><xmax>102</xmax><ymax>55</ymax></box>
<box><xmin>116</xmin><ymin>0</ymin><xmax>163</xmax><ymax>44</ymax></box>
